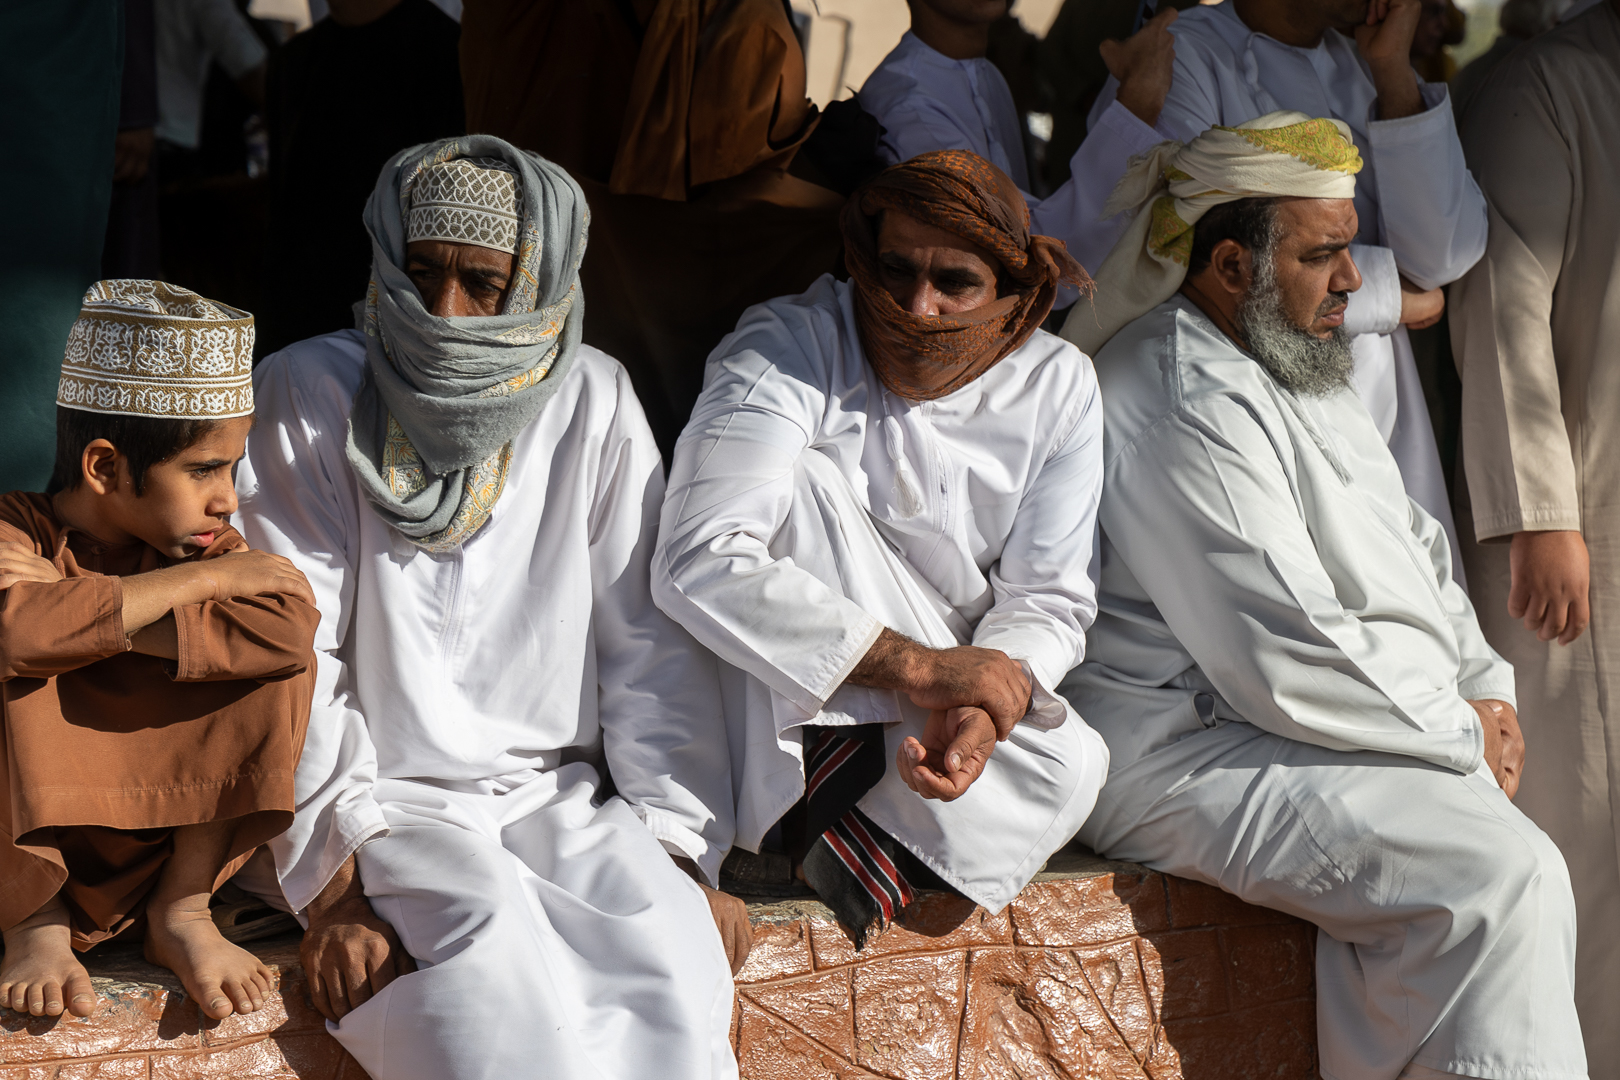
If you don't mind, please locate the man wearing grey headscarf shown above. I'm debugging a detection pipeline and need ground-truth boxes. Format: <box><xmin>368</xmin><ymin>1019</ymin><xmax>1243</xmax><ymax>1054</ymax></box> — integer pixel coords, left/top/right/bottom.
<box><xmin>233</xmin><ymin>137</ymin><xmax>746</xmax><ymax>1080</ymax></box>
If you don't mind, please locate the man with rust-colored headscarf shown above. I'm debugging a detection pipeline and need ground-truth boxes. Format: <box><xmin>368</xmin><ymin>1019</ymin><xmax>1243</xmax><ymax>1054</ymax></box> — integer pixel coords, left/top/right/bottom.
<box><xmin>654</xmin><ymin>150</ymin><xmax>1107</xmax><ymax>948</ymax></box>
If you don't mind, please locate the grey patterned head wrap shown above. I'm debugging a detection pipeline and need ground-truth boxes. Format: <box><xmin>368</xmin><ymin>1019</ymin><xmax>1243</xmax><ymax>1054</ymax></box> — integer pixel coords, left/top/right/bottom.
<box><xmin>345</xmin><ymin>136</ymin><xmax>589</xmax><ymax>552</ymax></box>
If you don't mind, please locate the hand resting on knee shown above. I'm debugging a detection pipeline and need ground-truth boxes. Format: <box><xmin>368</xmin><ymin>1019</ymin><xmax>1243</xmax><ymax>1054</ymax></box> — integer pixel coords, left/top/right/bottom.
<box><xmin>847</xmin><ymin>627</ymin><xmax>1032</xmax><ymax>799</ymax></box>
<box><xmin>1473</xmin><ymin>698</ymin><xmax>1525</xmax><ymax>799</ymax></box>
<box><xmin>671</xmin><ymin>856</ymin><xmax>752</xmax><ymax>975</ymax></box>
<box><xmin>300</xmin><ymin>854</ymin><xmax>415</xmax><ymax>1022</ymax></box>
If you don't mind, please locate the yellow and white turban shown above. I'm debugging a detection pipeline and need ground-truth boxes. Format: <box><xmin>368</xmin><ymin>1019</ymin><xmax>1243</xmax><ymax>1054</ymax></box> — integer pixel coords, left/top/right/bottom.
<box><xmin>57</xmin><ymin>279</ymin><xmax>254</xmax><ymax>420</ymax></box>
<box><xmin>1061</xmin><ymin>110</ymin><xmax>1363</xmax><ymax>356</ymax></box>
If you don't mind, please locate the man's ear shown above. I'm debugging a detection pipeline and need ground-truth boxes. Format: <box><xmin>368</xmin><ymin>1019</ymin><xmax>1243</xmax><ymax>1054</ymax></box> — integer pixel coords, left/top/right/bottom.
<box><xmin>1207</xmin><ymin>238</ymin><xmax>1254</xmax><ymax>299</ymax></box>
<box><xmin>80</xmin><ymin>439</ymin><xmax>122</xmax><ymax>496</ymax></box>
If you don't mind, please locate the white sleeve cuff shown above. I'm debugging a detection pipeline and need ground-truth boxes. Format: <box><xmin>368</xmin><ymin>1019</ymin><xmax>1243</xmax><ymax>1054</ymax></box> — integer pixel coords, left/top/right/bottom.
<box><xmin>640</xmin><ymin>806</ymin><xmax>727</xmax><ymax>888</ymax></box>
<box><xmin>1092</xmin><ymin>99</ymin><xmax>1166</xmax><ymax>158</ymax></box>
<box><xmin>1345</xmin><ymin>244</ymin><xmax>1402</xmax><ymax>337</ymax></box>
<box><xmin>1018</xmin><ymin>660</ymin><xmax>1069</xmax><ymax>731</ymax></box>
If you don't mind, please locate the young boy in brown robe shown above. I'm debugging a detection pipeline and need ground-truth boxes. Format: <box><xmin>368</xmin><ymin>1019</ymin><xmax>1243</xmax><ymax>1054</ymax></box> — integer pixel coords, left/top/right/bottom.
<box><xmin>0</xmin><ymin>280</ymin><xmax>317</xmax><ymax>1022</ymax></box>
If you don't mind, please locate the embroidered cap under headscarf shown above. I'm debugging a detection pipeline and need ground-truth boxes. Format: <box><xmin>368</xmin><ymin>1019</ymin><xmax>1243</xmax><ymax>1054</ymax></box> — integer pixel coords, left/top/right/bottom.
<box><xmin>57</xmin><ymin>279</ymin><xmax>254</xmax><ymax>420</ymax></box>
<box><xmin>346</xmin><ymin>136</ymin><xmax>588</xmax><ymax>554</ymax></box>
<box><xmin>406</xmin><ymin>156</ymin><xmax>521</xmax><ymax>254</ymax></box>
<box><xmin>1061</xmin><ymin>110</ymin><xmax>1363</xmax><ymax>356</ymax></box>
<box><xmin>841</xmin><ymin>149</ymin><xmax>1089</xmax><ymax>402</ymax></box>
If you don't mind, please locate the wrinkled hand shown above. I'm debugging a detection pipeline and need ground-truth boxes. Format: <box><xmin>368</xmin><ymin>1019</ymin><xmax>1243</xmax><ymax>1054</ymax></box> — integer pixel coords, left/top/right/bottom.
<box><xmin>904</xmin><ymin>645</ymin><xmax>1030</xmax><ymax>740</ymax></box>
<box><xmin>672</xmin><ymin>856</ymin><xmax>752</xmax><ymax>975</ymax></box>
<box><xmin>849</xmin><ymin>630</ymin><xmax>1032</xmax><ymax>740</ymax></box>
<box><xmin>1509</xmin><ymin>530</ymin><xmax>1590</xmax><ymax>644</ymax></box>
<box><xmin>898</xmin><ymin>706</ymin><xmax>997</xmax><ymax>801</ymax></box>
<box><xmin>1356</xmin><ymin>0</ymin><xmax>1423</xmax><ymax>118</ymax></box>
<box><xmin>198</xmin><ymin>549</ymin><xmax>316</xmax><ymax>606</ymax></box>
<box><xmin>1102</xmin><ymin>7</ymin><xmax>1178</xmax><ymax>128</ymax></box>
<box><xmin>1399</xmin><ymin>276</ymin><xmax>1445</xmax><ymax>329</ymax></box>
<box><xmin>113</xmin><ymin>127</ymin><xmax>155</xmax><ymax>185</ymax></box>
<box><xmin>1355</xmin><ymin>0</ymin><xmax>1423</xmax><ymax>64</ymax></box>
<box><xmin>1473</xmin><ymin>698</ymin><xmax>1524</xmax><ymax>799</ymax></box>
<box><xmin>701</xmin><ymin>883</ymin><xmax>752</xmax><ymax>975</ymax></box>
<box><xmin>0</xmin><ymin>541</ymin><xmax>62</xmax><ymax>590</ymax></box>
<box><xmin>299</xmin><ymin>900</ymin><xmax>415</xmax><ymax>1023</ymax></box>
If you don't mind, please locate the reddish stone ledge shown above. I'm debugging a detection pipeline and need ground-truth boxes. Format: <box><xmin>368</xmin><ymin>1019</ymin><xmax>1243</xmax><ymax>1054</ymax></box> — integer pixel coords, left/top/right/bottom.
<box><xmin>732</xmin><ymin>848</ymin><xmax>1318</xmax><ymax>1080</ymax></box>
<box><xmin>1</xmin><ymin>849</ymin><xmax>1316</xmax><ymax>1079</ymax></box>
<box><xmin>0</xmin><ymin>936</ymin><xmax>365</xmax><ymax>1079</ymax></box>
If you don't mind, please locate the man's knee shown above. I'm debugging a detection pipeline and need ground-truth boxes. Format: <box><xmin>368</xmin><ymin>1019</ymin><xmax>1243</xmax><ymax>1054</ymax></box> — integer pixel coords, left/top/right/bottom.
<box><xmin>355</xmin><ymin>826</ymin><xmax>536</xmax><ymax>952</ymax></box>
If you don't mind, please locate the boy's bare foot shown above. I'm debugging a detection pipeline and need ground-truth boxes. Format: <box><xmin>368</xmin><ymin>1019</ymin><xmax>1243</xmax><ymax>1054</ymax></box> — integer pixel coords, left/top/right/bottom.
<box><xmin>0</xmin><ymin>896</ymin><xmax>96</xmax><ymax>1017</ymax></box>
<box><xmin>144</xmin><ymin>896</ymin><xmax>271</xmax><ymax>1020</ymax></box>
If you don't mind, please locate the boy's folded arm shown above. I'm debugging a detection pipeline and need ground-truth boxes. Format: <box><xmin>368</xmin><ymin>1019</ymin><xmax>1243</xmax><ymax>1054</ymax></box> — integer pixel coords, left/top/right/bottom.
<box><xmin>167</xmin><ymin>592</ymin><xmax>320</xmax><ymax>681</ymax></box>
<box><xmin>0</xmin><ymin>576</ymin><xmax>130</xmax><ymax>680</ymax></box>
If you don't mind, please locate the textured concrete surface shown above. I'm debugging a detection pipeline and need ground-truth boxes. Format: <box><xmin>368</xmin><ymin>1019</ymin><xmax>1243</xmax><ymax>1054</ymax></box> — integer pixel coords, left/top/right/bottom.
<box><xmin>1</xmin><ymin>849</ymin><xmax>1317</xmax><ymax>1079</ymax></box>
<box><xmin>732</xmin><ymin>849</ymin><xmax>1318</xmax><ymax>1080</ymax></box>
<box><xmin>0</xmin><ymin>936</ymin><xmax>365</xmax><ymax>1079</ymax></box>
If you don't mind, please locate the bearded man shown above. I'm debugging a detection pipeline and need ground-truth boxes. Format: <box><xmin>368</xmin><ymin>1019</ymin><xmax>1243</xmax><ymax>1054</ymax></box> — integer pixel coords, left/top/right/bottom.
<box><xmin>1072</xmin><ymin>0</ymin><xmax>1474</xmax><ymax>580</ymax></box>
<box><xmin>234</xmin><ymin>138</ymin><xmax>743</xmax><ymax>1080</ymax></box>
<box><xmin>653</xmin><ymin>151</ymin><xmax>1109</xmax><ymax>946</ymax></box>
<box><xmin>1060</xmin><ymin>113</ymin><xmax>1585</xmax><ymax>1080</ymax></box>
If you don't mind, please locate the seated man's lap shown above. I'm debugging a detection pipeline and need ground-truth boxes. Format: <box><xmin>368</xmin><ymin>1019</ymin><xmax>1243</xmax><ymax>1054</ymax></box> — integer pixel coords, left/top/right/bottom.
<box><xmin>356</xmin><ymin>775</ymin><xmax>723</xmax><ymax>975</ymax></box>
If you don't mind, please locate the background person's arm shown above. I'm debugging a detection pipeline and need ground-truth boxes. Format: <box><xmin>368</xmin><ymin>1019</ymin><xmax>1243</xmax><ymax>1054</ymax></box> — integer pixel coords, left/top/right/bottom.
<box><xmin>1451</xmin><ymin>57</ymin><xmax>1587</xmax><ymax>645</ymax></box>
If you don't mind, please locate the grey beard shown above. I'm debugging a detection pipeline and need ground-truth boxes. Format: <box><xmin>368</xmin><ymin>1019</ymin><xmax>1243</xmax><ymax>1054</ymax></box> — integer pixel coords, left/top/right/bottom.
<box><xmin>1237</xmin><ymin>251</ymin><xmax>1356</xmax><ymax>398</ymax></box>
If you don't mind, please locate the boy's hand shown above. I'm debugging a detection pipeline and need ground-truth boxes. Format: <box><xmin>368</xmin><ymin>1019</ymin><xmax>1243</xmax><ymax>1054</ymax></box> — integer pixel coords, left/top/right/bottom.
<box><xmin>198</xmin><ymin>550</ymin><xmax>316</xmax><ymax>606</ymax></box>
<box><xmin>0</xmin><ymin>541</ymin><xmax>61</xmax><ymax>590</ymax></box>
<box><xmin>897</xmin><ymin>706</ymin><xmax>998</xmax><ymax>801</ymax></box>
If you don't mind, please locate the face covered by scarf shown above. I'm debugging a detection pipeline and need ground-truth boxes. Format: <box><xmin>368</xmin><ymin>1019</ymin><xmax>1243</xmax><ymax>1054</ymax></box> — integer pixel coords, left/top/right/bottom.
<box><xmin>840</xmin><ymin>150</ymin><xmax>1089</xmax><ymax>402</ymax></box>
<box><xmin>345</xmin><ymin>136</ymin><xmax>589</xmax><ymax>553</ymax></box>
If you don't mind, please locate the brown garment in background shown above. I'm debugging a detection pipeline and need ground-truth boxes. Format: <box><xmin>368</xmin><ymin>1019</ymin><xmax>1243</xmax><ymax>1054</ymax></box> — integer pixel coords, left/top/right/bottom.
<box><xmin>462</xmin><ymin>0</ymin><xmax>840</xmax><ymax>456</ymax></box>
<box><xmin>461</xmin><ymin>0</ymin><xmax>816</xmax><ymax>194</ymax></box>
<box><xmin>841</xmin><ymin>150</ymin><xmax>1087</xmax><ymax>401</ymax></box>
<box><xmin>0</xmin><ymin>492</ymin><xmax>316</xmax><ymax>949</ymax></box>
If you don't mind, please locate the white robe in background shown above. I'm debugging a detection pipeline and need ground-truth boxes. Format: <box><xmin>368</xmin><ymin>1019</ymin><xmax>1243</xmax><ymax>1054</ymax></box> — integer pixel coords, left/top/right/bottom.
<box><xmin>1088</xmin><ymin>1</ymin><xmax>1480</xmax><ymax>577</ymax></box>
<box><xmin>1062</xmin><ymin>296</ymin><xmax>1584</xmax><ymax>1080</ymax></box>
<box><xmin>652</xmin><ymin>276</ymin><xmax>1109</xmax><ymax>913</ymax></box>
<box><xmin>235</xmin><ymin>330</ymin><xmax>737</xmax><ymax>1080</ymax></box>
<box><xmin>857</xmin><ymin>30</ymin><xmax>1165</xmax><ymax>302</ymax></box>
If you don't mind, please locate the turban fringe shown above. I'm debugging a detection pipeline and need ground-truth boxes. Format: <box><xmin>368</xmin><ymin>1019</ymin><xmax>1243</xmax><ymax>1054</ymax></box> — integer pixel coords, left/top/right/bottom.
<box><xmin>841</xmin><ymin>149</ymin><xmax>1090</xmax><ymax>402</ymax></box>
<box><xmin>1061</xmin><ymin>111</ymin><xmax>1363</xmax><ymax>357</ymax></box>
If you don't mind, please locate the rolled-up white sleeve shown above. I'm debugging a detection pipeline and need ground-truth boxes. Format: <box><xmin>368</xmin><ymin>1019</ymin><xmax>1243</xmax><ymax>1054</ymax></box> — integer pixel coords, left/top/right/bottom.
<box><xmin>589</xmin><ymin>366</ymin><xmax>735</xmax><ymax>887</ymax></box>
<box><xmin>1031</xmin><ymin>100</ymin><xmax>1169</xmax><ymax>296</ymax></box>
<box><xmin>1366</xmin><ymin>81</ymin><xmax>1487</xmax><ymax>288</ymax></box>
<box><xmin>652</xmin><ymin>308</ymin><xmax>882</xmax><ymax>717</ymax></box>
<box><xmin>236</xmin><ymin>352</ymin><xmax>388</xmax><ymax>914</ymax></box>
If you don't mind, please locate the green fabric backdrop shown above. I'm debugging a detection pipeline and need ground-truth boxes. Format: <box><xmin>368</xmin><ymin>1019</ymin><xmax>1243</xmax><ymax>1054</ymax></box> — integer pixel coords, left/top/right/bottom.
<box><xmin>0</xmin><ymin>1</ymin><xmax>122</xmax><ymax>491</ymax></box>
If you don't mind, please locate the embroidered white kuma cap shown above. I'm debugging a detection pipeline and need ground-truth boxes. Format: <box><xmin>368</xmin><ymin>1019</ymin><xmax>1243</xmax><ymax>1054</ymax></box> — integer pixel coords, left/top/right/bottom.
<box><xmin>406</xmin><ymin>156</ymin><xmax>520</xmax><ymax>254</ymax></box>
<box><xmin>57</xmin><ymin>279</ymin><xmax>254</xmax><ymax>420</ymax></box>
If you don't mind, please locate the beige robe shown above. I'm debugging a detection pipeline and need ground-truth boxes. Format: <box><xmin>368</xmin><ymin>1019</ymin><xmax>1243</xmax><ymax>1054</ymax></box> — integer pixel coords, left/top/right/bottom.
<box><xmin>1450</xmin><ymin>2</ymin><xmax>1620</xmax><ymax>1072</ymax></box>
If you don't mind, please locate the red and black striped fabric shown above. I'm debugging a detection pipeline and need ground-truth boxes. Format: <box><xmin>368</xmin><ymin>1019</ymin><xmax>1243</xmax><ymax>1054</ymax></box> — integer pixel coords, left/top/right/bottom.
<box><xmin>801</xmin><ymin>725</ymin><xmax>916</xmax><ymax>938</ymax></box>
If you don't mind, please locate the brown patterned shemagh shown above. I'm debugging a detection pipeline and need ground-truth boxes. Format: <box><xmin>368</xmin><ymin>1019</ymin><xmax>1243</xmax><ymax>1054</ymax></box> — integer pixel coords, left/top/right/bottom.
<box><xmin>841</xmin><ymin>149</ymin><xmax>1090</xmax><ymax>401</ymax></box>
